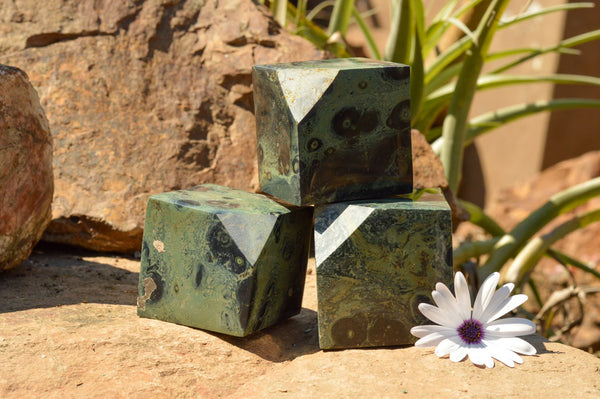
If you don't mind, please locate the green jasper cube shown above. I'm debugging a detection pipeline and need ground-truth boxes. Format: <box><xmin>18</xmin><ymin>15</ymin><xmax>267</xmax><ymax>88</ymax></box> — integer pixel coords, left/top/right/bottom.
<box><xmin>253</xmin><ymin>57</ymin><xmax>412</xmax><ymax>206</ymax></box>
<box><xmin>137</xmin><ymin>184</ymin><xmax>313</xmax><ymax>337</ymax></box>
<box><xmin>314</xmin><ymin>193</ymin><xmax>453</xmax><ymax>349</ymax></box>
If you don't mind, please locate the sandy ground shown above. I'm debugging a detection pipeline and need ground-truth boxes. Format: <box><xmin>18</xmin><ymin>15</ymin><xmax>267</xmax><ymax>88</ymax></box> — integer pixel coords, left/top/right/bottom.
<box><xmin>1</xmin><ymin>246</ymin><xmax>599</xmax><ymax>398</ymax></box>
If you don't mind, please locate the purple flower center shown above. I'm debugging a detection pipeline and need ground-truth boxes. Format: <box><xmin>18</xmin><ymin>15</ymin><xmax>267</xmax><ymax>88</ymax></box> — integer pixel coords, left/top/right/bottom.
<box><xmin>457</xmin><ymin>319</ymin><xmax>484</xmax><ymax>345</ymax></box>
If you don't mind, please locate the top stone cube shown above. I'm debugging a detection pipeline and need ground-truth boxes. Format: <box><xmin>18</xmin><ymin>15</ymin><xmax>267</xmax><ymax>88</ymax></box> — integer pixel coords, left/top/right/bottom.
<box><xmin>253</xmin><ymin>58</ymin><xmax>412</xmax><ymax>206</ymax></box>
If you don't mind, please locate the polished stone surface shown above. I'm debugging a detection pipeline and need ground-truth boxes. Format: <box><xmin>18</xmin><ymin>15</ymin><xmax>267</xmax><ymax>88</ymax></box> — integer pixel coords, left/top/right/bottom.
<box><xmin>253</xmin><ymin>58</ymin><xmax>412</xmax><ymax>206</ymax></box>
<box><xmin>137</xmin><ymin>184</ymin><xmax>313</xmax><ymax>337</ymax></box>
<box><xmin>314</xmin><ymin>192</ymin><xmax>453</xmax><ymax>349</ymax></box>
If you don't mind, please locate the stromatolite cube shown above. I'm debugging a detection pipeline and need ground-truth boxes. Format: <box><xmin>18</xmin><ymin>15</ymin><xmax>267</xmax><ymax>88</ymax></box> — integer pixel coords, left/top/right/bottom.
<box><xmin>137</xmin><ymin>184</ymin><xmax>313</xmax><ymax>337</ymax></box>
<box><xmin>314</xmin><ymin>193</ymin><xmax>453</xmax><ymax>349</ymax></box>
<box><xmin>253</xmin><ymin>58</ymin><xmax>412</xmax><ymax>206</ymax></box>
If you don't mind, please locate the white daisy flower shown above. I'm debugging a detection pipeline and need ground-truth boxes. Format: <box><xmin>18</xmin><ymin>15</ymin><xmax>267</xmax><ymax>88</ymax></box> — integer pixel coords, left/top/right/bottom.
<box><xmin>410</xmin><ymin>271</ymin><xmax>537</xmax><ymax>368</ymax></box>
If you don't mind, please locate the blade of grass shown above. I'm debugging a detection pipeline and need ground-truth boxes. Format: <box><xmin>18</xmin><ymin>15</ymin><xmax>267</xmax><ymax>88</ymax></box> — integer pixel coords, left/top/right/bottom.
<box><xmin>385</xmin><ymin>0</ymin><xmax>413</xmax><ymax>63</ymax></box>
<box><xmin>487</xmin><ymin>46</ymin><xmax>580</xmax><ymax>61</ymax></box>
<box><xmin>492</xmin><ymin>29</ymin><xmax>600</xmax><ymax>74</ymax></box>
<box><xmin>431</xmin><ymin>98</ymin><xmax>600</xmax><ymax>151</ymax></box>
<box><xmin>499</xmin><ymin>2</ymin><xmax>594</xmax><ymax>29</ymax></box>
<box><xmin>460</xmin><ymin>200</ymin><xmax>506</xmax><ymax>236</ymax></box>
<box><xmin>547</xmin><ymin>249</ymin><xmax>600</xmax><ymax>281</ymax></box>
<box><xmin>411</xmin><ymin>27</ymin><xmax>425</xmax><ymax>121</ymax></box>
<box><xmin>328</xmin><ymin>0</ymin><xmax>355</xmax><ymax>36</ymax></box>
<box><xmin>306</xmin><ymin>0</ymin><xmax>336</xmax><ymax>21</ymax></box>
<box><xmin>424</xmin><ymin>35</ymin><xmax>471</xmax><ymax>84</ymax></box>
<box><xmin>440</xmin><ymin>0</ymin><xmax>510</xmax><ymax>193</ymax></box>
<box><xmin>426</xmin><ymin>73</ymin><xmax>600</xmax><ymax>112</ymax></box>
<box><xmin>271</xmin><ymin>0</ymin><xmax>287</xmax><ymax>27</ymax></box>
<box><xmin>454</xmin><ymin>237</ymin><xmax>501</xmax><ymax>266</ymax></box>
<box><xmin>296</xmin><ymin>0</ymin><xmax>308</xmax><ymax>27</ymax></box>
<box><xmin>352</xmin><ymin>6</ymin><xmax>382</xmax><ymax>59</ymax></box>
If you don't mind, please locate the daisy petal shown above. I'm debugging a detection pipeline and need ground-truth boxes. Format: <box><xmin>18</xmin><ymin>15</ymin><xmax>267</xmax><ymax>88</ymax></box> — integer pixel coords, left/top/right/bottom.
<box><xmin>435</xmin><ymin>282</ymin><xmax>470</xmax><ymax>321</ymax></box>
<box><xmin>467</xmin><ymin>344</ymin><xmax>495</xmax><ymax>368</ymax></box>
<box><xmin>435</xmin><ymin>337</ymin><xmax>462</xmax><ymax>357</ymax></box>
<box><xmin>454</xmin><ymin>272</ymin><xmax>472</xmax><ymax>320</ymax></box>
<box><xmin>449</xmin><ymin>346</ymin><xmax>468</xmax><ymax>362</ymax></box>
<box><xmin>473</xmin><ymin>272</ymin><xmax>500</xmax><ymax>320</ymax></box>
<box><xmin>488</xmin><ymin>337</ymin><xmax>537</xmax><ymax>355</ymax></box>
<box><xmin>432</xmin><ymin>291</ymin><xmax>464</xmax><ymax>326</ymax></box>
<box><xmin>484</xmin><ymin>294</ymin><xmax>529</xmax><ymax>323</ymax></box>
<box><xmin>415</xmin><ymin>332</ymin><xmax>448</xmax><ymax>347</ymax></box>
<box><xmin>411</xmin><ymin>324</ymin><xmax>456</xmax><ymax>338</ymax></box>
<box><xmin>483</xmin><ymin>340</ymin><xmax>523</xmax><ymax>367</ymax></box>
<box><xmin>485</xmin><ymin>318</ymin><xmax>537</xmax><ymax>337</ymax></box>
<box><xmin>476</xmin><ymin>283</ymin><xmax>512</xmax><ymax>321</ymax></box>
<box><xmin>418</xmin><ymin>303</ymin><xmax>462</xmax><ymax>328</ymax></box>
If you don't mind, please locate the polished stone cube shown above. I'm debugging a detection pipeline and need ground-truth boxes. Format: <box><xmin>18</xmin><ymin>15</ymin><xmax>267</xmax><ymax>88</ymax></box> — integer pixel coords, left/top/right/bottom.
<box><xmin>253</xmin><ymin>58</ymin><xmax>412</xmax><ymax>206</ymax></box>
<box><xmin>314</xmin><ymin>193</ymin><xmax>453</xmax><ymax>349</ymax></box>
<box><xmin>137</xmin><ymin>184</ymin><xmax>313</xmax><ymax>337</ymax></box>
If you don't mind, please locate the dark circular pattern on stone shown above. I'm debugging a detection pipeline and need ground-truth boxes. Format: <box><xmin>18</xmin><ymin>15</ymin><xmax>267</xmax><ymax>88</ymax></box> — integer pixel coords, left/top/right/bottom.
<box><xmin>386</xmin><ymin>100</ymin><xmax>411</xmax><ymax>130</ymax></box>
<box><xmin>207</xmin><ymin>224</ymin><xmax>246</xmax><ymax>274</ymax></box>
<box><xmin>381</xmin><ymin>67</ymin><xmax>410</xmax><ymax>81</ymax></box>
<box><xmin>292</xmin><ymin>157</ymin><xmax>303</xmax><ymax>174</ymax></box>
<box><xmin>278</xmin><ymin>145</ymin><xmax>291</xmax><ymax>175</ymax></box>
<box><xmin>257</xmin><ymin>144</ymin><xmax>264</xmax><ymax>164</ymax></box>
<box><xmin>195</xmin><ymin>263</ymin><xmax>204</xmax><ymax>288</ymax></box>
<box><xmin>175</xmin><ymin>199</ymin><xmax>201</xmax><ymax>208</ymax></box>
<box><xmin>368</xmin><ymin>318</ymin><xmax>407</xmax><ymax>346</ymax></box>
<box><xmin>146</xmin><ymin>268</ymin><xmax>164</xmax><ymax>303</ymax></box>
<box><xmin>331</xmin><ymin>315</ymin><xmax>368</xmax><ymax>347</ymax></box>
<box><xmin>332</xmin><ymin>107</ymin><xmax>378</xmax><ymax>138</ymax></box>
<box><xmin>307</xmin><ymin>137</ymin><xmax>322</xmax><ymax>152</ymax></box>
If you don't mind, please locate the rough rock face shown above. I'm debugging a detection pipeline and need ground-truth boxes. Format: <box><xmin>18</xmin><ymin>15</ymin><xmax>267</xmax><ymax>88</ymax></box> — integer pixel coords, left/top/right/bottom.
<box><xmin>0</xmin><ymin>65</ymin><xmax>53</xmax><ymax>271</ymax></box>
<box><xmin>0</xmin><ymin>0</ymin><xmax>326</xmax><ymax>253</ymax></box>
<box><xmin>2</xmin><ymin>252</ymin><xmax>600</xmax><ymax>398</ymax></box>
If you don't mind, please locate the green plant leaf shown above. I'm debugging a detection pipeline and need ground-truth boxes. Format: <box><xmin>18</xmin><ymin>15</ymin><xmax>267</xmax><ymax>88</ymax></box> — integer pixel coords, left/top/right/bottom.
<box><xmin>498</xmin><ymin>2</ymin><xmax>594</xmax><ymax>29</ymax></box>
<box><xmin>440</xmin><ymin>0</ymin><xmax>511</xmax><ymax>192</ymax></box>
<box><xmin>306</xmin><ymin>1</ymin><xmax>336</xmax><ymax>21</ymax></box>
<box><xmin>504</xmin><ymin>209</ymin><xmax>600</xmax><ymax>287</ymax></box>
<box><xmin>547</xmin><ymin>249</ymin><xmax>600</xmax><ymax>281</ymax></box>
<box><xmin>424</xmin><ymin>35</ymin><xmax>471</xmax><ymax>84</ymax></box>
<box><xmin>425</xmin><ymin>73</ymin><xmax>600</xmax><ymax>118</ymax></box>
<box><xmin>385</xmin><ymin>0</ymin><xmax>413</xmax><ymax>63</ymax></box>
<box><xmin>431</xmin><ymin>98</ymin><xmax>600</xmax><ymax>151</ymax></box>
<box><xmin>352</xmin><ymin>6</ymin><xmax>382</xmax><ymax>59</ymax></box>
<box><xmin>492</xmin><ymin>29</ymin><xmax>600</xmax><ymax>74</ymax></box>
<box><xmin>271</xmin><ymin>0</ymin><xmax>288</xmax><ymax>27</ymax></box>
<box><xmin>479</xmin><ymin>177</ymin><xmax>600</xmax><ymax>278</ymax></box>
<box><xmin>328</xmin><ymin>0</ymin><xmax>355</xmax><ymax>36</ymax></box>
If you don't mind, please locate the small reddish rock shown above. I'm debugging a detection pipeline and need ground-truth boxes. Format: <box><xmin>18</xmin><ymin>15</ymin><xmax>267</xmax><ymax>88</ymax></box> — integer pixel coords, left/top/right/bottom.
<box><xmin>0</xmin><ymin>64</ymin><xmax>53</xmax><ymax>271</ymax></box>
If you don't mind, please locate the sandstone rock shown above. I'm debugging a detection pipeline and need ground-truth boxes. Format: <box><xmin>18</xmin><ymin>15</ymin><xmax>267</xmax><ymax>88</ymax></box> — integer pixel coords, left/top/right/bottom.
<box><xmin>1</xmin><ymin>252</ymin><xmax>599</xmax><ymax>398</ymax></box>
<box><xmin>0</xmin><ymin>65</ymin><xmax>53</xmax><ymax>271</ymax></box>
<box><xmin>411</xmin><ymin>129</ymin><xmax>448</xmax><ymax>190</ymax></box>
<box><xmin>0</xmin><ymin>0</ymin><xmax>326</xmax><ymax>253</ymax></box>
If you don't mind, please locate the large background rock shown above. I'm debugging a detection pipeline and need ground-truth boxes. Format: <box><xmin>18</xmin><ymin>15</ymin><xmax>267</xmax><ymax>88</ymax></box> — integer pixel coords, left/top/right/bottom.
<box><xmin>0</xmin><ymin>0</ymin><xmax>326</xmax><ymax>253</ymax></box>
<box><xmin>0</xmin><ymin>65</ymin><xmax>53</xmax><ymax>271</ymax></box>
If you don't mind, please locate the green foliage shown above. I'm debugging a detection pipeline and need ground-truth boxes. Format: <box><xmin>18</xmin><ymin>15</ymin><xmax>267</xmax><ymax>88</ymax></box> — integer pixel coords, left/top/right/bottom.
<box><xmin>265</xmin><ymin>0</ymin><xmax>600</xmax><ymax>343</ymax></box>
